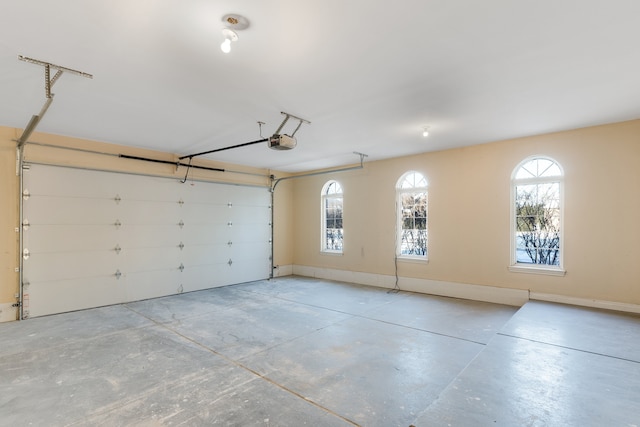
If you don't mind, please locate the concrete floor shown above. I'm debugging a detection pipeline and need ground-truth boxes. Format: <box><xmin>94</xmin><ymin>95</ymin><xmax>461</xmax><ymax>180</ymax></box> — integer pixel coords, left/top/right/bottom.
<box><xmin>1</xmin><ymin>277</ymin><xmax>639</xmax><ymax>426</ymax></box>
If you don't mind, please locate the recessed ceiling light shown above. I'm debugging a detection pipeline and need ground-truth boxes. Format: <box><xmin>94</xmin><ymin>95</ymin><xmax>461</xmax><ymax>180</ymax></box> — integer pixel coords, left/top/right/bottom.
<box><xmin>422</xmin><ymin>126</ymin><xmax>430</xmax><ymax>137</ymax></box>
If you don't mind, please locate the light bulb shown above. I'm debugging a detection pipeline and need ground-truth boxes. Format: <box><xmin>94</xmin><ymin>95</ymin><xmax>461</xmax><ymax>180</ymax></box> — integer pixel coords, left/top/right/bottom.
<box><xmin>221</xmin><ymin>38</ymin><xmax>232</xmax><ymax>53</ymax></box>
<box><xmin>422</xmin><ymin>128</ymin><xmax>429</xmax><ymax>137</ymax></box>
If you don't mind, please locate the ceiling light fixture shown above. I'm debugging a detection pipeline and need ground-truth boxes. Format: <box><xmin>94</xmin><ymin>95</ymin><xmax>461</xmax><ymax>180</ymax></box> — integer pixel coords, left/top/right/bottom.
<box><xmin>220</xmin><ymin>14</ymin><xmax>249</xmax><ymax>54</ymax></box>
<box><xmin>220</xmin><ymin>28</ymin><xmax>238</xmax><ymax>53</ymax></box>
<box><xmin>422</xmin><ymin>126</ymin><xmax>430</xmax><ymax>137</ymax></box>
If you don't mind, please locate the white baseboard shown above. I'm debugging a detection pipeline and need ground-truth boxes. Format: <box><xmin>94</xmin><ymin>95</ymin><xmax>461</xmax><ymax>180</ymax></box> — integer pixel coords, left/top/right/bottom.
<box><xmin>399</xmin><ymin>276</ymin><xmax>529</xmax><ymax>307</ymax></box>
<box><xmin>0</xmin><ymin>302</ymin><xmax>18</xmax><ymax>323</ymax></box>
<box><xmin>292</xmin><ymin>265</ymin><xmax>640</xmax><ymax>313</ymax></box>
<box><xmin>530</xmin><ymin>292</ymin><xmax>640</xmax><ymax>314</ymax></box>
<box><xmin>272</xmin><ymin>264</ymin><xmax>293</xmax><ymax>278</ymax></box>
<box><xmin>292</xmin><ymin>265</ymin><xmax>529</xmax><ymax>307</ymax></box>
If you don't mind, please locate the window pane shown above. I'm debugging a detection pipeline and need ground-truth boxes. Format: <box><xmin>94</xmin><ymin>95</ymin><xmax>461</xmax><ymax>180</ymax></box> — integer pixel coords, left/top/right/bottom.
<box><xmin>325</xmin><ymin>229</ymin><xmax>343</xmax><ymax>251</ymax></box>
<box><xmin>515</xmin><ymin>163</ymin><xmax>536</xmax><ymax>179</ymax></box>
<box><xmin>515</xmin><ymin>231</ymin><xmax>560</xmax><ymax>265</ymax></box>
<box><xmin>516</xmin><ymin>184</ymin><xmax>537</xmax><ymax>203</ymax></box>
<box><xmin>400</xmin><ymin>229</ymin><xmax>427</xmax><ymax>256</ymax></box>
<box><xmin>515</xmin><ymin>158</ymin><xmax>562</xmax><ymax>179</ymax></box>
<box><xmin>401</xmin><ymin>193</ymin><xmax>414</xmax><ymax>208</ymax></box>
<box><xmin>539</xmin><ymin>160</ymin><xmax>561</xmax><ymax>177</ymax></box>
<box><xmin>326</xmin><ymin>181</ymin><xmax>343</xmax><ymax>195</ymax></box>
<box><xmin>400</xmin><ymin>172</ymin><xmax>427</xmax><ymax>189</ymax></box>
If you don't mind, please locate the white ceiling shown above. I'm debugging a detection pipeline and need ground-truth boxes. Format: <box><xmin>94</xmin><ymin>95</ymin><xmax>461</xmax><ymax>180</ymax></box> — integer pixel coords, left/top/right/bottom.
<box><xmin>1</xmin><ymin>1</ymin><xmax>639</xmax><ymax>172</ymax></box>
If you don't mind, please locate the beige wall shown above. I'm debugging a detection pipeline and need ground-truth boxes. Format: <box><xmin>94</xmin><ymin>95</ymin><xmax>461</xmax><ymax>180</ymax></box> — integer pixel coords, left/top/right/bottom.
<box><xmin>292</xmin><ymin>120</ymin><xmax>640</xmax><ymax>305</ymax></box>
<box><xmin>0</xmin><ymin>127</ymin><xmax>294</xmax><ymax>320</ymax></box>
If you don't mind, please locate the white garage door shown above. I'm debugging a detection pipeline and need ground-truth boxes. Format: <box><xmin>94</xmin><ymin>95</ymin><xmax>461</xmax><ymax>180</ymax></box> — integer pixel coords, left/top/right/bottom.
<box><xmin>21</xmin><ymin>164</ymin><xmax>272</xmax><ymax>318</ymax></box>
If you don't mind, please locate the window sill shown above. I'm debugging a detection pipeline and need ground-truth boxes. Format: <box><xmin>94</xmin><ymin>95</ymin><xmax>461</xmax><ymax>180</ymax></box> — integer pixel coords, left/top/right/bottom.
<box><xmin>397</xmin><ymin>256</ymin><xmax>429</xmax><ymax>265</ymax></box>
<box><xmin>321</xmin><ymin>250</ymin><xmax>343</xmax><ymax>256</ymax></box>
<box><xmin>508</xmin><ymin>264</ymin><xmax>566</xmax><ymax>277</ymax></box>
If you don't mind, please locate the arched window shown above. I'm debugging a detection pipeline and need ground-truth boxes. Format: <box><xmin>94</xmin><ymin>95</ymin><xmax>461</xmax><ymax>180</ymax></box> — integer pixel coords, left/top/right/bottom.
<box><xmin>321</xmin><ymin>180</ymin><xmax>343</xmax><ymax>253</ymax></box>
<box><xmin>511</xmin><ymin>156</ymin><xmax>564</xmax><ymax>274</ymax></box>
<box><xmin>396</xmin><ymin>171</ymin><xmax>428</xmax><ymax>259</ymax></box>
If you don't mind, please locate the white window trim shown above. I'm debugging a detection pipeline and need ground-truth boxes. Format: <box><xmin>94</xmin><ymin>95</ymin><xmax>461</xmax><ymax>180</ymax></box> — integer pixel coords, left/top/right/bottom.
<box><xmin>396</xmin><ymin>172</ymin><xmax>428</xmax><ymax>261</ymax></box>
<box><xmin>508</xmin><ymin>264</ymin><xmax>566</xmax><ymax>276</ymax></box>
<box><xmin>397</xmin><ymin>256</ymin><xmax>429</xmax><ymax>264</ymax></box>
<box><xmin>321</xmin><ymin>180</ymin><xmax>344</xmax><ymax>254</ymax></box>
<box><xmin>509</xmin><ymin>156</ymin><xmax>566</xmax><ymax>276</ymax></box>
<box><xmin>320</xmin><ymin>250</ymin><xmax>343</xmax><ymax>257</ymax></box>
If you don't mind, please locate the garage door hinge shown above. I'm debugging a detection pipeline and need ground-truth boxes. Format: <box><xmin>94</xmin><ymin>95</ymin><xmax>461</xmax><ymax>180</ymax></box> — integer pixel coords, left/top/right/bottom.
<box><xmin>12</xmin><ymin>301</ymin><xmax>21</xmax><ymax>308</ymax></box>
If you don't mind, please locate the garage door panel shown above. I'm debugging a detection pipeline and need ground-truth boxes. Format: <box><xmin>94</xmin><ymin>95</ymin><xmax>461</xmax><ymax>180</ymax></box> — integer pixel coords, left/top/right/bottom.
<box><xmin>181</xmin><ymin>203</ymin><xmax>229</xmax><ymax>223</ymax></box>
<box><xmin>24</xmin><ymin>196</ymin><xmax>118</xmax><ymax>224</ymax></box>
<box><xmin>182</xmin><ymin>184</ymin><xmax>231</xmax><ymax>204</ymax></box>
<box><xmin>123</xmin><ymin>270</ymin><xmax>183</xmax><ymax>302</ymax></box>
<box><xmin>24</xmin><ymin>276</ymin><xmax>126</xmax><ymax>318</ymax></box>
<box><xmin>229</xmin><ymin>206</ymin><xmax>271</xmax><ymax>223</ymax></box>
<box><xmin>122</xmin><ymin>247</ymin><xmax>184</xmax><ymax>273</ymax></box>
<box><xmin>181</xmin><ymin>225</ymin><xmax>232</xmax><ymax>245</ymax></box>
<box><xmin>228</xmin><ymin>187</ymin><xmax>270</xmax><ymax>204</ymax></box>
<box><xmin>23</xmin><ymin>251</ymin><xmax>119</xmax><ymax>283</ymax></box>
<box><xmin>24</xmin><ymin>166</ymin><xmax>120</xmax><ymax>198</ymax></box>
<box><xmin>230</xmin><ymin>243</ymin><xmax>271</xmax><ymax>261</ymax></box>
<box><xmin>22</xmin><ymin>164</ymin><xmax>271</xmax><ymax>318</ymax></box>
<box><xmin>181</xmin><ymin>243</ymin><xmax>229</xmax><ymax>266</ymax></box>
<box><xmin>181</xmin><ymin>264</ymin><xmax>234</xmax><ymax>291</ymax></box>
<box><xmin>181</xmin><ymin>223</ymin><xmax>232</xmax><ymax>237</ymax></box>
<box><xmin>118</xmin><ymin>225</ymin><xmax>182</xmax><ymax>249</ymax></box>
<box><xmin>228</xmin><ymin>261</ymin><xmax>272</xmax><ymax>284</ymax></box>
<box><xmin>25</xmin><ymin>224</ymin><xmax>117</xmax><ymax>253</ymax></box>
<box><xmin>117</xmin><ymin>177</ymin><xmax>183</xmax><ymax>201</ymax></box>
<box><xmin>232</xmin><ymin>224</ymin><xmax>271</xmax><ymax>243</ymax></box>
<box><xmin>119</xmin><ymin>200</ymin><xmax>183</xmax><ymax>224</ymax></box>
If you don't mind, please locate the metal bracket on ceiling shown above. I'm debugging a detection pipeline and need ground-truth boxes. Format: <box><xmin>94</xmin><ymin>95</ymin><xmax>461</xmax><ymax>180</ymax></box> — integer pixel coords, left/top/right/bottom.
<box><xmin>353</xmin><ymin>151</ymin><xmax>368</xmax><ymax>166</ymax></box>
<box><xmin>274</xmin><ymin>111</ymin><xmax>311</xmax><ymax>137</ymax></box>
<box><xmin>16</xmin><ymin>55</ymin><xmax>93</xmax><ymax>147</ymax></box>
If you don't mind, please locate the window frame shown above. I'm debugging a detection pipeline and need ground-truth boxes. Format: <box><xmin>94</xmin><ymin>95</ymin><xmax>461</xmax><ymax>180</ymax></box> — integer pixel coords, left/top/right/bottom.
<box><xmin>396</xmin><ymin>171</ymin><xmax>429</xmax><ymax>262</ymax></box>
<box><xmin>509</xmin><ymin>155</ymin><xmax>566</xmax><ymax>276</ymax></box>
<box><xmin>320</xmin><ymin>180</ymin><xmax>344</xmax><ymax>254</ymax></box>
